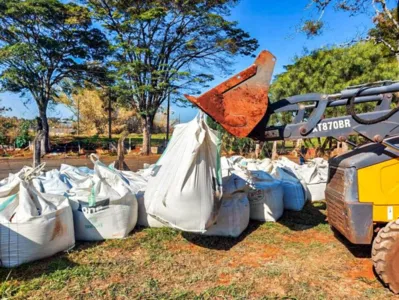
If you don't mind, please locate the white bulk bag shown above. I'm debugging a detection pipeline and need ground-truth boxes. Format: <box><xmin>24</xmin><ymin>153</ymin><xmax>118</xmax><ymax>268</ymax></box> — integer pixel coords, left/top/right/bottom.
<box><xmin>31</xmin><ymin>169</ymin><xmax>70</xmax><ymax>196</ymax></box>
<box><xmin>297</xmin><ymin>158</ymin><xmax>329</xmax><ymax>201</ymax></box>
<box><xmin>60</xmin><ymin>164</ymin><xmax>94</xmax><ymax>189</ymax></box>
<box><xmin>257</xmin><ymin>158</ymin><xmax>274</xmax><ymax>173</ymax></box>
<box><xmin>136</xmin><ymin>164</ymin><xmax>156</xmax><ymax>181</ymax></box>
<box><xmin>269</xmin><ymin>159</ymin><xmax>310</xmax><ymax>202</ymax></box>
<box><xmin>145</xmin><ymin>114</ymin><xmax>223</xmax><ymax>233</ymax></box>
<box><xmin>228</xmin><ymin>155</ymin><xmax>245</xmax><ymax>165</ymax></box>
<box><xmin>246</xmin><ymin>161</ymin><xmax>259</xmax><ymax>171</ymax></box>
<box><xmin>108</xmin><ymin>166</ymin><xmax>164</xmax><ymax>228</ymax></box>
<box><xmin>247</xmin><ymin>172</ymin><xmax>284</xmax><ymax>222</ymax></box>
<box><xmin>0</xmin><ymin>173</ymin><xmax>21</xmax><ymax>198</ymax></box>
<box><xmin>272</xmin><ymin>167</ymin><xmax>306</xmax><ymax>211</ymax></box>
<box><xmin>307</xmin><ymin>182</ymin><xmax>327</xmax><ymax>201</ymax></box>
<box><xmin>66</xmin><ymin>159</ymin><xmax>137</xmax><ymax>241</ymax></box>
<box><xmin>204</xmin><ymin>193</ymin><xmax>250</xmax><ymax>237</ymax></box>
<box><xmin>222</xmin><ymin>173</ymin><xmax>248</xmax><ymax>197</ymax></box>
<box><xmin>221</xmin><ymin>156</ymin><xmax>234</xmax><ymax>177</ymax></box>
<box><xmin>0</xmin><ymin>181</ymin><xmax>75</xmax><ymax>268</ymax></box>
<box><xmin>136</xmin><ymin>191</ymin><xmax>166</xmax><ymax>228</ymax></box>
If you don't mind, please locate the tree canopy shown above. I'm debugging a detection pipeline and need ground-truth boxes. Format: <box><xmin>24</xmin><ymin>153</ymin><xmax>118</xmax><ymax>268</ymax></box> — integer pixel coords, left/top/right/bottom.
<box><xmin>270</xmin><ymin>41</ymin><xmax>399</xmax><ymax>121</ymax></box>
<box><xmin>87</xmin><ymin>0</ymin><xmax>259</xmax><ymax>154</ymax></box>
<box><xmin>301</xmin><ymin>0</ymin><xmax>399</xmax><ymax>65</ymax></box>
<box><xmin>0</xmin><ymin>0</ymin><xmax>108</xmax><ymax>152</ymax></box>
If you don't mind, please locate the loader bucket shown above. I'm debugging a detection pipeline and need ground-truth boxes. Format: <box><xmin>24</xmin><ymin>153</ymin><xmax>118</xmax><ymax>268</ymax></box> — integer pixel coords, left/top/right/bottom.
<box><xmin>185</xmin><ymin>50</ymin><xmax>276</xmax><ymax>137</ymax></box>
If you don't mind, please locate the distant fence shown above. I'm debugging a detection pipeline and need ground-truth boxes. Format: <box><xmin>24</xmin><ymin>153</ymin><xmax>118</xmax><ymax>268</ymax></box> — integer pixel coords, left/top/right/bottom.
<box><xmin>48</xmin><ymin>137</ymin><xmax>166</xmax><ymax>153</ymax></box>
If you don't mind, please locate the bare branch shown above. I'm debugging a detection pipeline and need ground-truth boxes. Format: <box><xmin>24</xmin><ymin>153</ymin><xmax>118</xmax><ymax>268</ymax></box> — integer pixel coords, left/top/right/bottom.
<box><xmin>370</xmin><ymin>35</ymin><xmax>398</xmax><ymax>52</ymax></box>
<box><xmin>376</xmin><ymin>0</ymin><xmax>399</xmax><ymax>30</ymax></box>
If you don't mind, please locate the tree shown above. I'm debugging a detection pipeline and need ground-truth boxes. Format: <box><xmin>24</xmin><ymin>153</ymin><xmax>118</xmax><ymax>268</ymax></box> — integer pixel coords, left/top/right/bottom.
<box><xmin>88</xmin><ymin>0</ymin><xmax>258</xmax><ymax>155</ymax></box>
<box><xmin>269</xmin><ymin>41</ymin><xmax>399</xmax><ymax>147</ymax></box>
<box><xmin>59</xmin><ymin>87</ymin><xmax>142</xmax><ymax>135</ymax></box>
<box><xmin>270</xmin><ymin>42</ymin><xmax>399</xmax><ymax>102</ymax></box>
<box><xmin>301</xmin><ymin>0</ymin><xmax>399</xmax><ymax>66</ymax></box>
<box><xmin>0</xmin><ymin>99</ymin><xmax>9</xmax><ymax>115</ymax></box>
<box><xmin>59</xmin><ymin>88</ymin><xmax>109</xmax><ymax>135</ymax></box>
<box><xmin>0</xmin><ymin>0</ymin><xmax>108</xmax><ymax>153</ymax></box>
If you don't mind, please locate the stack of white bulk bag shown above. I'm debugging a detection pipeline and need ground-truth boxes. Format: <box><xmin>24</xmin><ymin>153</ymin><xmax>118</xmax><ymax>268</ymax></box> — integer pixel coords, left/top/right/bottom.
<box><xmin>247</xmin><ymin>171</ymin><xmax>284</xmax><ymax>222</ymax></box>
<box><xmin>145</xmin><ymin>114</ymin><xmax>223</xmax><ymax>233</ymax></box>
<box><xmin>272</xmin><ymin>167</ymin><xmax>306</xmax><ymax>211</ymax></box>
<box><xmin>204</xmin><ymin>192</ymin><xmax>249</xmax><ymax>237</ymax></box>
<box><xmin>66</xmin><ymin>157</ymin><xmax>137</xmax><ymax>241</ymax></box>
<box><xmin>0</xmin><ymin>178</ymin><xmax>75</xmax><ymax>267</ymax></box>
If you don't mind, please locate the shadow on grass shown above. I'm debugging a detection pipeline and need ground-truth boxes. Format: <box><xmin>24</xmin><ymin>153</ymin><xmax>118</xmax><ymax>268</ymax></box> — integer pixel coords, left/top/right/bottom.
<box><xmin>278</xmin><ymin>201</ymin><xmax>328</xmax><ymax>231</ymax></box>
<box><xmin>331</xmin><ymin>226</ymin><xmax>372</xmax><ymax>258</ymax></box>
<box><xmin>0</xmin><ymin>253</ymin><xmax>78</xmax><ymax>283</ymax></box>
<box><xmin>279</xmin><ymin>201</ymin><xmax>372</xmax><ymax>258</ymax></box>
<box><xmin>0</xmin><ymin>240</ymin><xmax>105</xmax><ymax>283</ymax></box>
<box><xmin>181</xmin><ymin>221</ymin><xmax>262</xmax><ymax>251</ymax></box>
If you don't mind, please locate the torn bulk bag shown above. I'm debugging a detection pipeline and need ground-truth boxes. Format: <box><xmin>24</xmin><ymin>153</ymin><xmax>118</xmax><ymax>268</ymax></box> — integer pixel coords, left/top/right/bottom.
<box><xmin>145</xmin><ymin>114</ymin><xmax>223</xmax><ymax>233</ymax></box>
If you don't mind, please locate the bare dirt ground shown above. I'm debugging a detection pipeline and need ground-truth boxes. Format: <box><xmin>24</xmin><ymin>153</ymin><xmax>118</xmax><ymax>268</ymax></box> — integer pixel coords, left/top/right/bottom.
<box><xmin>0</xmin><ymin>154</ymin><xmax>160</xmax><ymax>179</ymax></box>
<box><xmin>0</xmin><ymin>202</ymin><xmax>393</xmax><ymax>299</ymax></box>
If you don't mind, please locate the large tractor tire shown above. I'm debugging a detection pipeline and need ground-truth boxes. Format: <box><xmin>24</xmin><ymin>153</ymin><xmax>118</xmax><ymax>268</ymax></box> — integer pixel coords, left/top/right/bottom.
<box><xmin>372</xmin><ymin>219</ymin><xmax>399</xmax><ymax>294</ymax></box>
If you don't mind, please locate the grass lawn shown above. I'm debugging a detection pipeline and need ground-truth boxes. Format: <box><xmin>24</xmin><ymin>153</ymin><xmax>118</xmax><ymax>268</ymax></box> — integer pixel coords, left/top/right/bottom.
<box><xmin>0</xmin><ymin>202</ymin><xmax>393</xmax><ymax>299</ymax></box>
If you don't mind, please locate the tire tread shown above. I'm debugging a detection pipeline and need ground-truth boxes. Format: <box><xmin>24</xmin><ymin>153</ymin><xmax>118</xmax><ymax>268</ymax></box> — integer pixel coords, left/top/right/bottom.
<box><xmin>372</xmin><ymin>220</ymin><xmax>399</xmax><ymax>294</ymax></box>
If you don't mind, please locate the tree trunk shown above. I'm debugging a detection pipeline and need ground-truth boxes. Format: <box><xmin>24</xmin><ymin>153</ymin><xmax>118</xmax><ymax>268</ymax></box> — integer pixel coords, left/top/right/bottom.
<box><xmin>33</xmin><ymin>131</ymin><xmax>44</xmax><ymax>168</ymax></box>
<box><xmin>255</xmin><ymin>142</ymin><xmax>261</xmax><ymax>159</ymax></box>
<box><xmin>39</xmin><ymin>107</ymin><xmax>50</xmax><ymax>153</ymax></box>
<box><xmin>295</xmin><ymin>139</ymin><xmax>302</xmax><ymax>149</ymax></box>
<box><xmin>293</xmin><ymin>139</ymin><xmax>303</xmax><ymax>157</ymax></box>
<box><xmin>115</xmin><ymin>131</ymin><xmax>129</xmax><ymax>170</ymax></box>
<box><xmin>141</xmin><ymin>115</ymin><xmax>152</xmax><ymax>155</ymax></box>
<box><xmin>272</xmin><ymin>141</ymin><xmax>278</xmax><ymax>160</ymax></box>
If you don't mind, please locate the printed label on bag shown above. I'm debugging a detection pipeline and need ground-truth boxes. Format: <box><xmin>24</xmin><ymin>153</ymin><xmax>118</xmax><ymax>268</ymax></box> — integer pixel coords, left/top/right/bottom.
<box><xmin>78</xmin><ymin>199</ymin><xmax>110</xmax><ymax>215</ymax></box>
<box><xmin>248</xmin><ymin>189</ymin><xmax>264</xmax><ymax>203</ymax></box>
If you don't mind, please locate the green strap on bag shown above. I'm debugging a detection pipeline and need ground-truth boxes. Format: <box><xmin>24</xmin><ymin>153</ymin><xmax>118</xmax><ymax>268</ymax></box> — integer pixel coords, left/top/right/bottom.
<box><xmin>0</xmin><ymin>194</ymin><xmax>17</xmax><ymax>213</ymax></box>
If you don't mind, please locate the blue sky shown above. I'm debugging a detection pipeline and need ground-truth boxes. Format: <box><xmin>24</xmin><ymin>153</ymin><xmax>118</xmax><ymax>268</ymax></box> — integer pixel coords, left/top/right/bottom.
<box><xmin>1</xmin><ymin>0</ymin><xmax>375</xmax><ymax>122</ymax></box>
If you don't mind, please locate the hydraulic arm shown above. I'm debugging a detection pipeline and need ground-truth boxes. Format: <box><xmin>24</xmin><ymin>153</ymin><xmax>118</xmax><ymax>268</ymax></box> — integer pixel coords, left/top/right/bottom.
<box><xmin>184</xmin><ymin>50</ymin><xmax>399</xmax><ymax>149</ymax></box>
